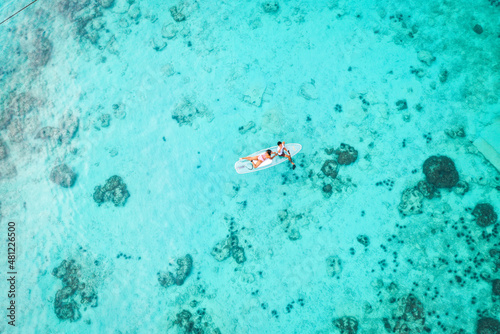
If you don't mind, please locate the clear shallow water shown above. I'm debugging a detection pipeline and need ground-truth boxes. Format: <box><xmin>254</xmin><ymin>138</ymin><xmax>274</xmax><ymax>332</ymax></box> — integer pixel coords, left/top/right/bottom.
<box><xmin>0</xmin><ymin>0</ymin><xmax>499</xmax><ymax>333</ymax></box>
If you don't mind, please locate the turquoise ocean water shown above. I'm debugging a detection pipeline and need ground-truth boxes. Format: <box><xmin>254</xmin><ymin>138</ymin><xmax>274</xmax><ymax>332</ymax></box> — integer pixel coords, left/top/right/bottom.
<box><xmin>0</xmin><ymin>0</ymin><xmax>499</xmax><ymax>332</ymax></box>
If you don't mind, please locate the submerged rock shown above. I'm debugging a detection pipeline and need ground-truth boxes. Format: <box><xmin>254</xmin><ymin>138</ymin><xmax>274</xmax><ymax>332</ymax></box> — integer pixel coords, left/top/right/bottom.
<box><xmin>238</xmin><ymin>121</ymin><xmax>256</xmax><ymax>135</ymax></box>
<box><xmin>232</xmin><ymin>246</ymin><xmax>246</xmax><ymax>264</ymax></box>
<box><xmin>262</xmin><ymin>1</ymin><xmax>279</xmax><ymax>13</ymax></box>
<box><xmin>493</xmin><ymin>279</ymin><xmax>500</xmax><ymax>296</ymax></box>
<box><xmin>0</xmin><ymin>140</ymin><xmax>7</xmax><ymax>160</ymax></box>
<box><xmin>298</xmin><ymin>81</ymin><xmax>318</xmax><ymax>100</ymax></box>
<box><xmin>472</xmin><ymin>203</ymin><xmax>498</xmax><ymax>227</ymax></box>
<box><xmin>439</xmin><ymin>68</ymin><xmax>449</xmax><ymax>83</ymax></box>
<box><xmin>0</xmin><ymin>110</ymin><xmax>12</xmax><ymax>129</ymax></box>
<box><xmin>473</xmin><ymin>24</ymin><xmax>484</xmax><ymax>35</ymax></box>
<box><xmin>57</xmin><ymin>0</ymin><xmax>92</xmax><ymax>20</ymax></box>
<box><xmin>169</xmin><ymin>5</ymin><xmax>186</xmax><ymax>22</ymax></box>
<box><xmin>490</xmin><ymin>249</ymin><xmax>500</xmax><ymax>272</ymax></box>
<box><xmin>326</xmin><ymin>255</ymin><xmax>342</xmax><ymax>278</ymax></box>
<box><xmin>333</xmin><ymin>316</ymin><xmax>359</xmax><ymax>334</ymax></box>
<box><xmin>28</xmin><ymin>29</ymin><xmax>52</xmax><ymax>68</ymax></box>
<box><xmin>50</xmin><ymin>164</ymin><xmax>77</xmax><ymax>188</ymax></box>
<box><xmin>321</xmin><ymin>160</ymin><xmax>339</xmax><ymax>178</ymax></box>
<box><xmin>423</xmin><ymin>156</ymin><xmax>459</xmax><ymax>188</ymax></box>
<box><xmin>445</xmin><ymin>126</ymin><xmax>466</xmax><ymax>139</ymax></box>
<box><xmin>98</xmin><ymin>113</ymin><xmax>111</xmax><ymax>127</ymax></box>
<box><xmin>396</xmin><ymin>99</ymin><xmax>408</xmax><ymax>111</ymax></box>
<box><xmin>398</xmin><ymin>187</ymin><xmax>424</xmax><ymax>216</ymax></box>
<box><xmin>335</xmin><ymin>143</ymin><xmax>358</xmax><ymax>165</ymax></box>
<box><xmin>175</xmin><ymin>254</ymin><xmax>193</xmax><ymax>285</ymax></box>
<box><xmin>59</xmin><ymin>113</ymin><xmax>79</xmax><ymax>141</ymax></box>
<box><xmin>99</xmin><ymin>0</ymin><xmax>114</xmax><ymax>8</ymax></box>
<box><xmin>357</xmin><ymin>235</ymin><xmax>370</xmax><ymax>247</ymax></box>
<box><xmin>162</xmin><ymin>24</ymin><xmax>178</xmax><ymax>39</ymax></box>
<box><xmin>7</xmin><ymin>119</ymin><xmax>24</xmax><ymax>142</ymax></box>
<box><xmin>7</xmin><ymin>92</ymin><xmax>38</xmax><ymax>117</ymax></box>
<box><xmin>0</xmin><ymin>162</ymin><xmax>17</xmax><ymax>180</ymax></box>
<box><xmin>288</xmin><ymin>228</ymin><xmax>301</xmax><ymax>241</ymax></box>
<box><xmin>36</xmin><ymin>126</ymin><xmax>61</xmax><ymax>141</ymax></box>
<box><xmin>322</xmin><ymin>184</ymin><xmax>333</xmax><ymax>197</ymax></box>
<box><xmin>391</xmin><ymin>294</ymin><xmax>425</xmax><ymax>333</ymax></box>
<box><xmin>417</xmin><ymin>50</ymin><xmax>435</xmax><ymax>66</ymax></box>
<box><xmin>454</xmin><ymin>180</ymin><xmax>469</xmax><ymax>196</ymax></box>
<box><xmin>211</xmin><ymin>238</ymin><xmax>231</xmax><ymax>261</ymax></box>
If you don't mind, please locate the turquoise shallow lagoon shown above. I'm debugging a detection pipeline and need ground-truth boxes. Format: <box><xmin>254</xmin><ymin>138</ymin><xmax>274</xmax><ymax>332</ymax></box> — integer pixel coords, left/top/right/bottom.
<box><xmin>0</xmin><ymin>0</ymin><xmax>499</xmax><ymax>333</ymax></box>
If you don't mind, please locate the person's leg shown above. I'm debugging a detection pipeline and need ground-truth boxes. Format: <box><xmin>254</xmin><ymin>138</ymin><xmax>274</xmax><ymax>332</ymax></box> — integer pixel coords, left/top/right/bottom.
<box><xmin>241</xmin><ymin>156</ymin><xmax>258</xmax><ymax>161</ymax></box>
<box><xmin>253</xmin><ymin>160</ymin><xmax>263</xmax><ymax>168</ymax></box>
<box><xmin>285</xmin><ymin>153</ymin><xmax>296</xmax><ymax>169</ymax></box>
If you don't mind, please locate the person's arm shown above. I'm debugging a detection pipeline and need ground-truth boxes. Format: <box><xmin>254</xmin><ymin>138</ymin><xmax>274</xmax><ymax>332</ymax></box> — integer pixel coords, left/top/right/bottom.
<box><xmin>283</xmin><ymin>142</ymin><xmax>290</xmax><ymax>154</ymax></box>
<box><xmin>282</xmin><ymin>142</ymin><xmax>288</xmax><ymax>153</ymax></box>
<box><xmin>270</xmin><ymin>151</ymin><xmax>277</xmax><ymax>159</ymax></box>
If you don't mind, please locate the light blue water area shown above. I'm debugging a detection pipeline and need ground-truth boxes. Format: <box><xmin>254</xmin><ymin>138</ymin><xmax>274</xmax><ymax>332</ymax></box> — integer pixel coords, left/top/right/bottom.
<box><xmin>0</xmin><ymin>0</ymin><xmax>499</xmax><ymax>333</ymax></box>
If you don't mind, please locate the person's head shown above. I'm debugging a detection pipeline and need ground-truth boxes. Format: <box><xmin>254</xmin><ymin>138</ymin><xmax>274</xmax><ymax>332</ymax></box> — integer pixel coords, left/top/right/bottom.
<box><xmin>277</xmin><ymin>141</ymin><xmax>282</xmax><ymax>146</ymax></box>
<box><xmin>266</xmin><ymin>149</ymin><xmax>272</xmax><ymax>155</ymax></box>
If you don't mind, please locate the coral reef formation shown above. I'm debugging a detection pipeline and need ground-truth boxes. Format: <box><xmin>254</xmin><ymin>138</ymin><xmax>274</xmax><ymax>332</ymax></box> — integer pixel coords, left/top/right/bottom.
<box><xmin>321</xmin><ymin>160</ymin><xmax>339</xmax><ymax>179</ymax></box>
<box><xmin>417</xmin><ymin>180</ymin><xmax>437</xmax><ymax>199</ymax></box>
<box><xmin>50</xmin><ymin>164</ymin><xmax>77</xmax><ymax>188</ymax></box>
<box><xmin>158</xmin><ymin>254</ymin><xmax>193</xmax><ymax>288</ymax></box>
<box><xmin>211</xmin><ymin>235</ymin><xmax>246</xmax><ymax>263</ymax></box>
<box><xmin>477</xmin><ymin>317</ymin><xmax>500</xmax><ymax>334</ymax></box>
<box><xmin>472</xmin><ymin>203</ymin><xmax>498</xmax><ymax>227</ymax></box>
<box><xmin>173</xmin><ymin>309</ymin><xmax>221</xmax><ymax>333</ymax></box>
<box><xmin>93</xmin><ymin>175</ymin><xmax>130</xmax><ymax>206</ymax></box>
<box><xmin>423</xmin><ymin>156</ymin><xmax>459</xmax><ymax>188</ymax></box>
<box><xmin>52</xmin><ymin>259</ymin><xmax>98</xmax><ymax>322</ymax></box>
<box><xmin>335</xmin><ymin>143</ymin><xmax>358</xmax><ymax>165</ymax></box>
<box><xmin>171</xmin><ymin>98</ymin><xmax>213</xmax><ymax>127</ymax></box>
<box><xmin>398</xmin><ymin>187</ymin><xmax>424</xmax><ymax>216</ymax></box>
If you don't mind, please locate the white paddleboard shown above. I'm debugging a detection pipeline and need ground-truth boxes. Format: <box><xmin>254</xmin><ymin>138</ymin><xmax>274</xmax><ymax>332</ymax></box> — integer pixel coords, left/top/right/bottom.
<box><xmin>235</xmin><ymin>143</ymin><xmax>302</xmax><ymax>174</ymax></box>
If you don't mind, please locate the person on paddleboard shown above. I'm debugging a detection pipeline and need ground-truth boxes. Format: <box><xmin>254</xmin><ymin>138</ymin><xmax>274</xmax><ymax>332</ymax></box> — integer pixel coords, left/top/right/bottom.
<box><xmin>241</xmin><ymin>149</ymin><xmax>276</xmax><ymax>169</ymax></box>
<box><xmin>277</xmin><ymin>141</ymin><xmax>296</xmax><ymax>169</ymax></box>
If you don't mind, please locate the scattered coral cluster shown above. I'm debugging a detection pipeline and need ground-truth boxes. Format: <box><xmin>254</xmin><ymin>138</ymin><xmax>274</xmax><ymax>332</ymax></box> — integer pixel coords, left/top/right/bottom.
<box><xmin>171</xmin><ymin>98</ymin><xmax>214</xmax><ymax>127</ymax></box>
<box><xmin>398</xmin><ymin>156</ymin><xmax>469</xmax><ymax>216</ymax></box>
<box><xmin>52</xmin><ymin>259</ymin><xmax>98</xmax><ymax>322</ymax></box>
<box><xmin>321</xmin><ymin>143</ymin><xmax>358</xmax><ymax>197</ymax></box>
<box><xmin>173</xmin><ymin>308</ymin><xmax>221</xmax><ymax>334</ymax></box>
<box><xmin>211</xmin><ymin>216</ymin><xmax>247</xmax><ymax>264</ymax></box>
